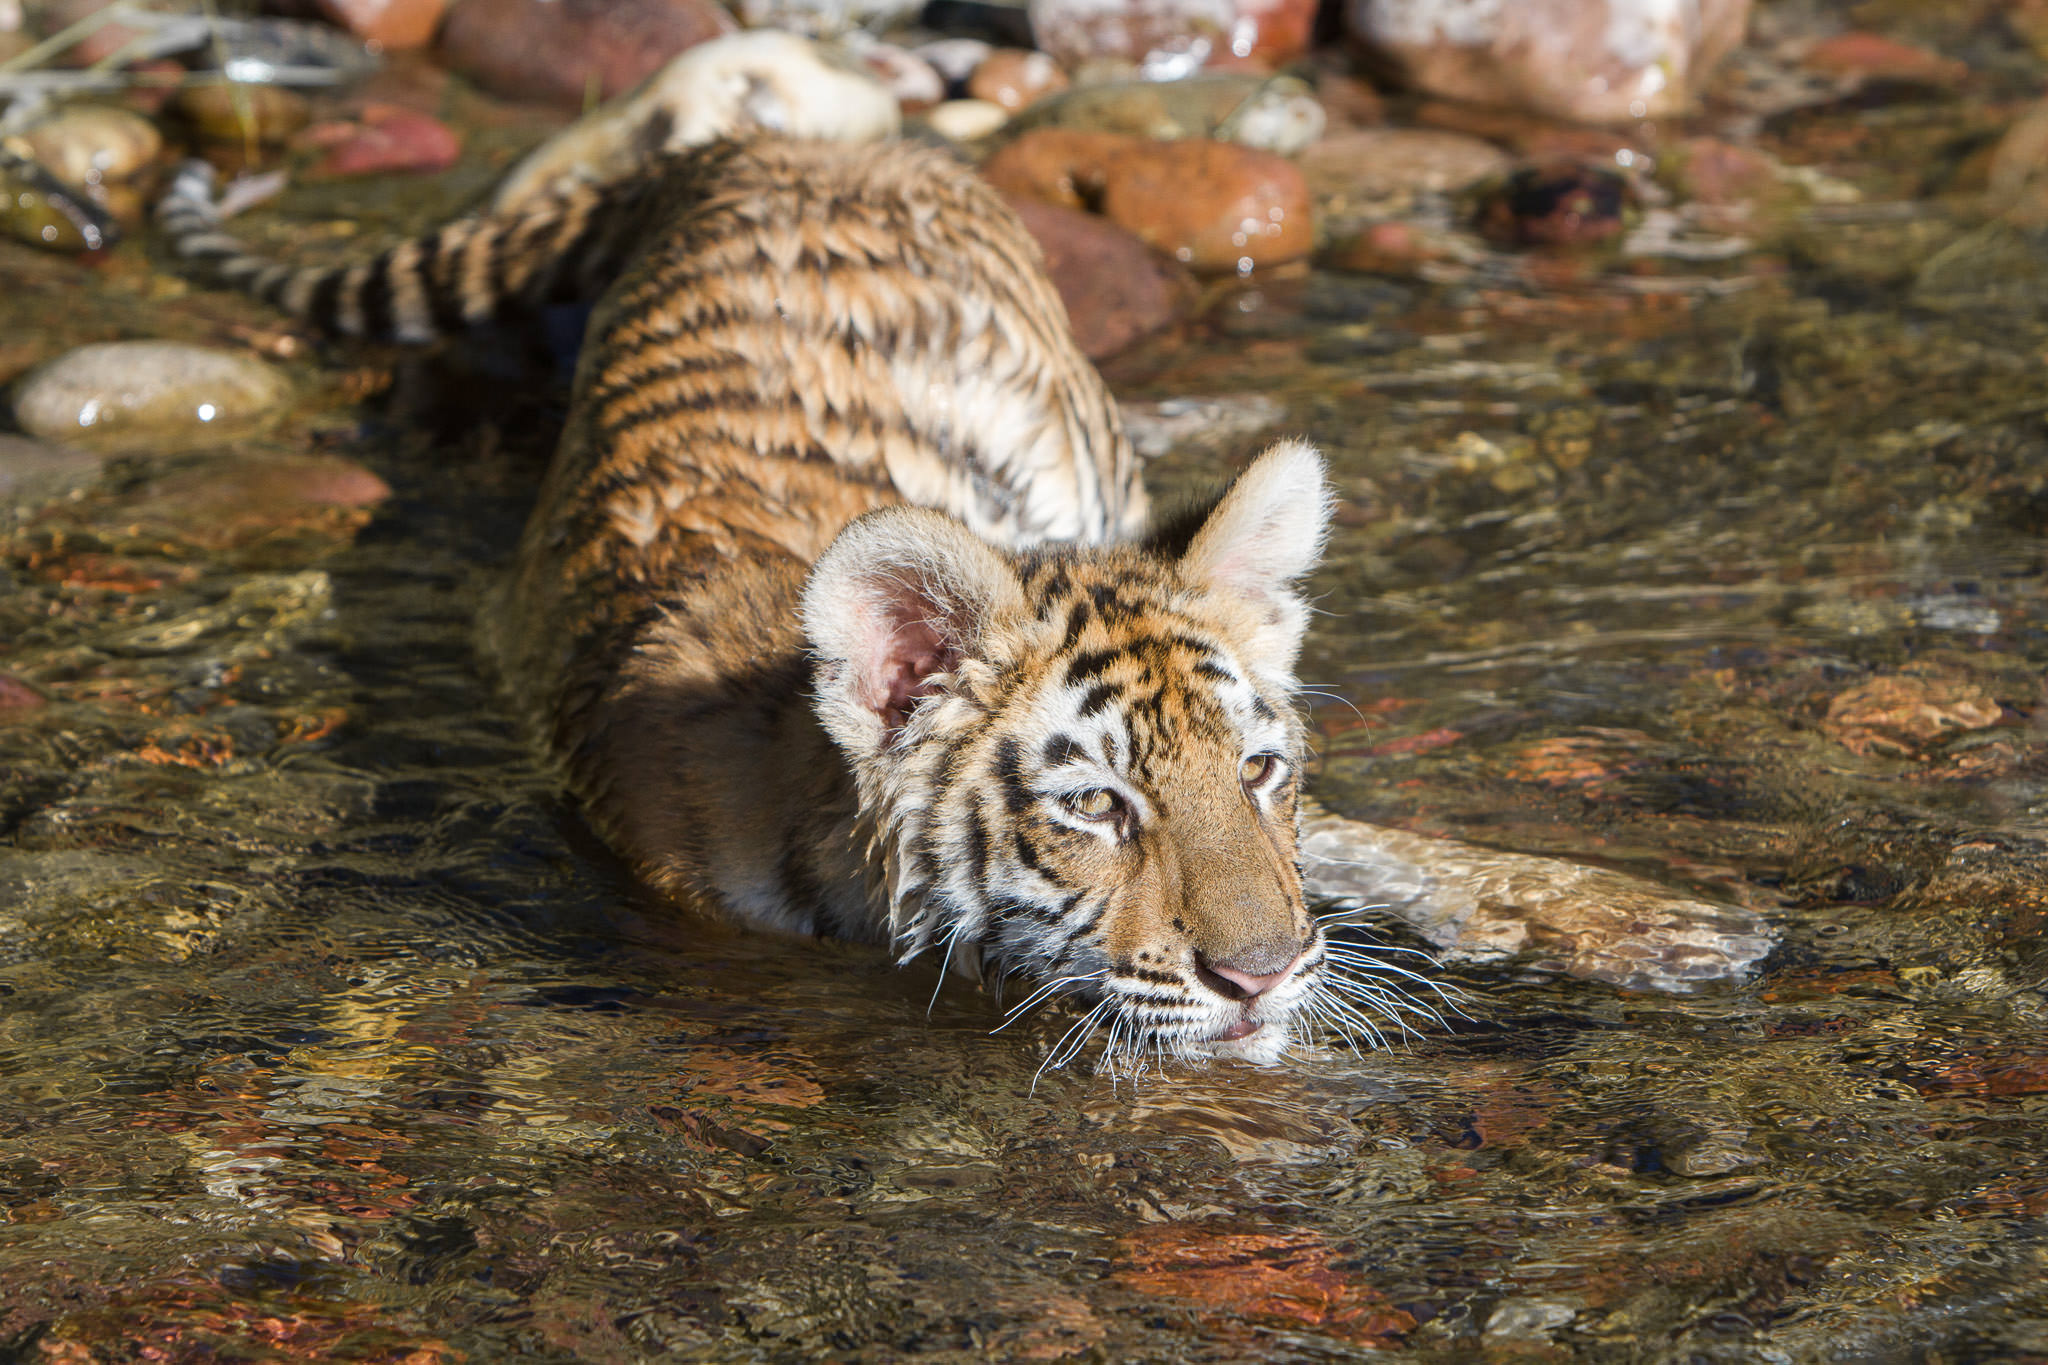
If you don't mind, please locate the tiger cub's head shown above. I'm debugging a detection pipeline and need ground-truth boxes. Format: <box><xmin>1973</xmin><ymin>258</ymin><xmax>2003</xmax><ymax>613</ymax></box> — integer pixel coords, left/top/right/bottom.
<box><xmin>804</xmin><ymin>441</ymin><xmax>1333</xmax><ymax>1067</ymax></box>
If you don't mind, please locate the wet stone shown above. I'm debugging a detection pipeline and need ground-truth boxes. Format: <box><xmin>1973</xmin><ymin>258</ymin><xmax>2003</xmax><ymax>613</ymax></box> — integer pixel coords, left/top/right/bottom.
<box><xmin>1010</xmin><ymin>73</ymin><xmax>1326</xmax><ymax>155</ymax></box>
<box><xmin>11</xmin><ymin>342</ymin><xmax>294</xmax><ymax>449</ymax></box>
<box><xmin>300</xmin><ymin>103</ymin><xmax>463</xmax><ymax>179</ymax></box>
<box><xmin>437</xmin><ymin>0</ymin><xmax>736</xmax><ymax>106</ymax></box>
<box><xmin>1006</xmin><ymin>195</ymin><xmax>1184</xmax><ymax>359</ymax></box>
<box><xmin>1474</xmin><ymin>162</ymin><xmax>1638</xmax><ymax>250</ymax></box>
<box><xmin>966</xmin><ymin>48</ymin><xmax>1067</xmax><ymax>114</ymax></box>
<box><xmin>175</xmin><ymin>82</ymin><xmax>312</xmax><ymax>145</ymax></box>
<box><xmin>317</xmin><ymin>0</ymin><xmax>451</xmax><ymax>49</ymax></box>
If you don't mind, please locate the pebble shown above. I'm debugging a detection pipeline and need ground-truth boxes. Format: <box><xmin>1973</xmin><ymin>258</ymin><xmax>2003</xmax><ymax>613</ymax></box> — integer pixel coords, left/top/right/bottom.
<box><xmin>966</xmin><ymin>48</ymin><xmax>1066</xmax><ymax>114</ymax></box>
<box><xmin>0</xmin><ymin>163</ymin><xmax>111</xmax><ymax>252</ymax></box>
<box><xmin>437</xmin><ymin>0</ymin><xmax>736</xmax><ymax>107</ymax></box>
<box><xmin>13</xmin><ymin>342</ymin><xmax>293</xmax><ymax>450</ymax></box>
<box><xmin>64</xmin><ymin>460</ymin><xmax>389</xmax><ymax>556</ymax></box>
<box><xmin>983</xmin><ymin>130</ymin><xmax>1312</xmax><ymax>272</ymax></box>
<box><xmin>1802</xmin><ymin>31</ymin><xmax>1968</xmax><ymax>89</ymax></box>
<box><xmin>1821</xmin><ymin>673</ymin><xmax>2002</xmax><ymax>758</ymax></box>
<box><xmin>317</xmin><ymin>0</ymin><xmax>449</xmax><ymax>50</ymax></box>
<box><xmin>1118</xmin><ymin>393</ymin><xmax>1284</xmax><ymax>458</ymax></box>
<box><xmin>490</xmin><ymin>32</ymin><xmax>898</xmax><ymax>215</ymax></box>
<box><xmin>175</xmin><ymin>82</ymin><xmax>313</xmax><ymax>145</ymax></box>
<box><xmin>1010</xmin><ymin>74</ymin><xmax>1325</xmax><ymax>154</ymax></box>
<box><xmin>300</xmin><ymin>103</ymin><xmax>463</xmax><ymax>178</ymax></box>
<box><xmin>0</xmin><ymin>675</ymin><xmax>45</xmax><ymax>716</ymax></box>
<box><xmin>925</xmin><ymin>98</ymin><xmax>1009</xmax><ymax>143</ymax></box>
<box><xmin>1474</xmin><ymin>163</ymin><xmax>1636</xmax><ymax>249</ymax></box>
<box><xmin>1006</xmin><ymin>196</ymin><xmax>1183</xmax><ymax>359</ymax></box>
<box><xmin>1346</xmin><ymin>0</ymin><xmax>1753</xmax><ymax>124</ymax></box>
<box><xmin>7</xmin><ymin>106</ymin><xmax>161</xmax><ymax>191</ymax></box>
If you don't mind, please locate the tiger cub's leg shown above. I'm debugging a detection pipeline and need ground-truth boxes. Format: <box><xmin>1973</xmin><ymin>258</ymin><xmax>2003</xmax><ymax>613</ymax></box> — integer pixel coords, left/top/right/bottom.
<box><xmin>1296</xmin><ymin>798</ymin><xmax>1775</xmax><ymax>994</ymax></box>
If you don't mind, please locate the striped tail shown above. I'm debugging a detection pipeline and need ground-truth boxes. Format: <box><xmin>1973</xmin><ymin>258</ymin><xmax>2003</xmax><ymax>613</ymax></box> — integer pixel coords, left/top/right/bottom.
<box><xmin>156</xmin><ymin>160</ymin><xmax>659</xmax><ymax>343</ymax></box>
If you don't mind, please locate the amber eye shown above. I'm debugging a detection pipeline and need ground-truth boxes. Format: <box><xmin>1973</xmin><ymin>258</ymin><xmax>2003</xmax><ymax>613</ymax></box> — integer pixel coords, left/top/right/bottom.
<box><xmin>1067</xmin><ymin>788</ymin><xmax>1121</xmax><ymax>820</ymax></box>
<box><xmin>1240</xmin><ymin>754</ymin><xmax>1283</xmax><ymax>787</ymax></box>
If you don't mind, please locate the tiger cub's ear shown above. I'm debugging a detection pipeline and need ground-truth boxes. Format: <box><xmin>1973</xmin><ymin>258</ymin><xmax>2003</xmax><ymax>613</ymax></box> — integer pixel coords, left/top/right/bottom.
<box><xmin>1178</xmin><ymin>439</ymin><xmax>1332</xmax><ymax>682</ymax></box>
<box><xmin>804</xmin><ymin>507</ymin><xmax>1027</xmax><ymax>757</ymax></box>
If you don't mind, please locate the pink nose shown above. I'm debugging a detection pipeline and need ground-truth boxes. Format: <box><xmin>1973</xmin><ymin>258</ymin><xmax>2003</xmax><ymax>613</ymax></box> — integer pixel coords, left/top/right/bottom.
<box><xmin>1194</xmin><ymin>948</ymin><xmax>1300</xmax><ymax>1002</ymax></box>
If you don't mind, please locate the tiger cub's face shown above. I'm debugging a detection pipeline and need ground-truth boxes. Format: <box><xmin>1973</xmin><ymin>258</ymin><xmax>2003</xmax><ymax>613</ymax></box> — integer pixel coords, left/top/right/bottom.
<box><xmin>806</xmin><ymin>441</ymin><xmax>1334</xmax><ymax>1068</ymax></box>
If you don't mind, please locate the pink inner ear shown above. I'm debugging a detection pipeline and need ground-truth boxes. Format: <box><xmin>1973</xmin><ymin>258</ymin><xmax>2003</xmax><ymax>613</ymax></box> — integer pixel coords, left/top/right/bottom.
<box><xmin>857</xmin><ymin>590</ymin><xmax>958</xmax><ymax>735</ymax></box>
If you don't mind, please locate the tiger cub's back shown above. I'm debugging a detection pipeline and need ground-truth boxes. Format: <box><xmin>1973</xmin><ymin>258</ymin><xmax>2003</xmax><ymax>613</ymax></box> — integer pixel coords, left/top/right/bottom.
<box><xmin>487</xmin><ymin>140</ymin><xmax>1148</xmax><ymax>851</ymax></box>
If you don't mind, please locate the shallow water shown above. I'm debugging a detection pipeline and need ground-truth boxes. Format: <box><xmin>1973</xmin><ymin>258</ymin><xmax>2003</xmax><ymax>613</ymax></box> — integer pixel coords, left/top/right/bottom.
<box><xmin>5</xmin><ymin>47</ymin><xmax>2048</xmax><ymax>1365</ymax></box>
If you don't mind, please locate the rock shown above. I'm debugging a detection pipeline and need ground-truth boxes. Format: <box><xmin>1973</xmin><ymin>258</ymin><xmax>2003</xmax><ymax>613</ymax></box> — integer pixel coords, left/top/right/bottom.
<box><xmin>1321</xmin><ymin>218</ymin><xmax>1461</xmax><ymax>276</ymax></box>
<box><xmin>736</xmin><ymin>0</ymin><xmax>922</xmax><ymax>35</ymax></box>
<box><xmin>0</xmin><ymin>161</ymin><xmax>112</xmax><ymax>252</ymax></box>
<box><xmin>1009</xmin><ymin>74</ymin><xmax>1325</xmax><ymax>155</ymax></box>
<box><xmin>38</xmin><ymin>0</ymin><xmax>150</xmax><ymax>67</ymax></box>
<box><xmin>852</xmin><ymin>38</ymin><xmax>945</xmax><ymax>112</ymax></box>
<box><xmin>967</xmin><ymin>48</ymin><xmax>1067</xmax><ymax>113</ymax></box>
<box><xmin>1989</xmin><ymin>98</ymin><xmax>2048</xmax><ymax>228</ymax></box>
<box><xmin>1802</xmin><ymin>31</ymin><xmax>1967</xmax><ymax>89</ymax></box>
<box><xmin>1029</xmin><ymin>0</ymin><xmax>1314</xmax><ymax>75</ymax></box>
<box><xmin>1118</xmin><ymin>392</ymin><xmax>1283</xmax><ymax>458</ymax></box>
<box><xmin>1006</xmin><ymin>196</ymin><xmax>1183</xmax><ymax>358</ymax></box>
<box><xmin>1821</xmin><ymin>673</ymin><xmax>2002</xmax><ymax>758</ymax></box>
<box><xmin>925</xmin><ymin>98</ymin><xmax>1009</xmax><ymax>142</ymax></box>
<box><xmin>299</xmin><ymin>103</ymin><xmax>462</xmax><ymax>177</ymax></box>
<box><xmin>1669</xmin><ymin>135</ymin><xmax>1784</xmax><ymax>206</ymax></box>
<box><xmin>0</xmin><ymin>675</ymin><xmax>45</xmax><ymax>716</ymax></box>
<box><xmin>1299</xmin><ymin>128</ymin><xmax>1511</xmax><ymax>220</ymax></box>
<box><xmin>46</xmin><ymin>459</ymin><xmax>389</xmax><ymax>556</ymax></box>
<box><xmin>175</xmin><ymin>82</ymin><xmax>312</xmax><ymax>145</ymax></box>
<box><xmin>1029</xmin><ymin>0</ymin><xmax>1234</xmax><ymax>78</ymax></box>
<box><xmin>490</xmin><ymin>32</ymin><xmax>898</xmax><ymax>215</ymax></box>
<box><xmin>437</xmin><ymin>0</ymin><xmax>735</xmax><ymax>107</ymax></box>
<box><xmin>12</xmin><ymin>342</ymin><xmax>293</xmax><ymax>450</ymax></box>
<box><xmin>6</xmin><ymin>105</ymin><xmax>161</xmax><ymax>190</ymax></box>
<box><xmin>984</xmin><ymin>130</ymin><xmax>1313</xmax><ymax>273</ymax></box>
<box><xmin>316</xmin><ymin>0</ymin><xmax>449</xmax><ymax>49</ymax></box>
<box><xmin>1347</xmin><ymin>0</ymin><xmax>1752</xmax><ymax>124</ymax></box>
<box><xmin>0</xmin><ymin>434</ymin><xmax>107</xmax><ymax>506</ymax></box>
<box><xmin>1474</xmin><ymin>163</ymin><xmax>1637</xmax><ymax>249</ymax></box>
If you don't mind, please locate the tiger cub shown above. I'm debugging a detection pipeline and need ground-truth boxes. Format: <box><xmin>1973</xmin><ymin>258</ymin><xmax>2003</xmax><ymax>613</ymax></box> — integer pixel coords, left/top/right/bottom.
<box><xmin>160</xmin><ymin>138</ymin><xmax>1367</xmax><ymax>1066</ymax></box>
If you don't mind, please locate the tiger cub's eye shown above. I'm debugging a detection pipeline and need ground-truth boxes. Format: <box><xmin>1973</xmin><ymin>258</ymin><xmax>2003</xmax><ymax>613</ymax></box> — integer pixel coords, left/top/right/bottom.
<box><xmin>1240</xmin><ymin>754</ymin><xmax>1282</xmax><ymax>787</ymax></box>
<box><xmin>1068</xmin><ymin>788</ymin><xmax>1119</xmax><ymax>819</ymax></box>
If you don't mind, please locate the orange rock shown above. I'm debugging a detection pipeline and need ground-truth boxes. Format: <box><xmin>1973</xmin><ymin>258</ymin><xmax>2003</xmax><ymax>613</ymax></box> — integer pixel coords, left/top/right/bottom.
<box><xmin>1803</xmin><ymin>31</ymin><xmax>1968</xmax><ymax>87</ymax></box>
<box><xmin>983</xmin><ymin>130</ymin><xmax>1312</xmax><ymax>272</ymax></box>
<box><xmin>318</xmin><ymin>0</ymin><xmax>450</xmax><ymax>49</ymax></box>
<box><xmin>967</xmin><ymin>48</ymin><xmax>1067</xmax><ymax>113</ymax></box>
<box><xmin>1113</xmin><ymin>1225</ymin><xmax>1415</xmax><ymax>1341</ymax></box>
<box><xmin>1821</xmin><ymin>672</ymin><xmax>2002</xmax><ymax>757</ymax></box>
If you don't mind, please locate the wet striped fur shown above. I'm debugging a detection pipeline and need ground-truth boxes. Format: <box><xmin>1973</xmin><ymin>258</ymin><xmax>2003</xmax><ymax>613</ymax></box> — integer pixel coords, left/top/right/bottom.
<box><xmin>159</xmin><ymin>137</ymin><xmax>1420</xmax><ymax>1067</ymax></box>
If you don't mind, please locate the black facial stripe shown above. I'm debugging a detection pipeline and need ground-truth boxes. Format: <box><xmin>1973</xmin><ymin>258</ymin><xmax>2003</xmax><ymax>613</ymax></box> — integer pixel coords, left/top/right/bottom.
<box><xmin>1041</xmin><ymin>733</ymin><xmax>1085</xmax><ymax>769</ymax></box>
<box><xmin>993</xmin><ymin>736</ymin><xmax>1031</xmax><ymax>814</ymax></box>
<box><xmin>1077</xmin><ymin>681</ymin><xmax>1120</xmax><ymax>718</ymax></box>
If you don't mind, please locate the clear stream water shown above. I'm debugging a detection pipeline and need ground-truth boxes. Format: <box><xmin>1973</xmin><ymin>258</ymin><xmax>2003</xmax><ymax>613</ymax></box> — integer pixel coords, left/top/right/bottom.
<box><xmin>3</xmin><ymin>19</ymin><xmax>2048</xmax><ymax>1363</ymax></box>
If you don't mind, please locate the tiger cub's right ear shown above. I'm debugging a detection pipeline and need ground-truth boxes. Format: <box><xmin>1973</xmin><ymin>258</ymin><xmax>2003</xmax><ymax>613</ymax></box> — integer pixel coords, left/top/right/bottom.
<box><xmin>803</xmin><ymin>508</ymin><xmax>1027</xmax><ymax>758</ymax></box>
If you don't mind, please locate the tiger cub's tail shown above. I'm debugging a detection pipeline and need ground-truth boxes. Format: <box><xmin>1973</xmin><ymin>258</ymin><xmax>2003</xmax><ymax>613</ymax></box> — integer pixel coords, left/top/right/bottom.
<box><xmin>156</xmin><ymin>160</ymin><xmax>659</xmax><ymax>343</ymax></box>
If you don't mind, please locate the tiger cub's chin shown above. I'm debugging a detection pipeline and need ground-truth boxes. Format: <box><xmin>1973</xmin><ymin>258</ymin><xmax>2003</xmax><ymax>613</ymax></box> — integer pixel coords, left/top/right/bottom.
<box><xmin>805</xmin><ymin>440</ymin><xmax>1339</xmax><ymax>1066</ymax></box>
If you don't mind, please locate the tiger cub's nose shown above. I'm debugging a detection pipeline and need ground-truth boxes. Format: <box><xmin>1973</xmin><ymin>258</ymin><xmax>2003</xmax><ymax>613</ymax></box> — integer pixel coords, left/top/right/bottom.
<box><xmin>1193</xmin><ymin>942</ymin><xmax>1304</xmax><ymax>1001</ymax></box>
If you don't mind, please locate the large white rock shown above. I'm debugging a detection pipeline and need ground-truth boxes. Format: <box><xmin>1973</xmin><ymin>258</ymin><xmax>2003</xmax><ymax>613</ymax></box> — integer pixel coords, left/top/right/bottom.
<box><xmin>1347</xmin><ymin>0</ymin><xmax>1752</xmax><ymax>124</ymax></box>
<box><xmin>492</xmin><ymin>31</ymin><xmax>901</xmax><ymax>216</ymax></box>
<box><xmin>13</xmin><ymin>342</ymin><xmax>291</xmax><ymax>449</ymax></box>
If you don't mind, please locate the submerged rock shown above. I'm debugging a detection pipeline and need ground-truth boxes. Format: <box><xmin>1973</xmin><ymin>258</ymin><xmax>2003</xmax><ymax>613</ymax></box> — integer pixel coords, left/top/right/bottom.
<box><xmin>12</xmin><ymin>342</ymin><xmax>292</xmax><ymax>449</ymax></box>
<box><xmin>437</xmin><ymin>0</ymin><xmax>736</xmax><ymax>106</ymax></box>
<box><xmin>301</xmin><ymin>103</ymin><xmax>463</xmax><ymax>178</ymax></box>
<box><xmin>176</xmin><ymin>82</ymin><xmax>314</xmax><ymax>145</ymax></box>
<box><xmin>1474</xmin><ymin>163</ymin><xmax>1637</xmax><ymax>249</ymax></box>
<box><xmin>0</xmin><ymin>435</ymin><xmax>107</xmax><ymax>507</ymax></box>
<box><xmin>984</xmin><ymin>130</ymin><xmax>1313</xmax><ymax>272</ymax></box>
<box><xmin>317</xmin><ymin>0</ymin><xmax>450</xmax><ymax>49</ymax></box>
<box><xmin>1347</xmin><ymin>0</ymin><xmax>1752</xmax><ymax>124</ymax></box>
<box><xmin>1006</xmin><ymin>196</ymin><xmax>1183</xmax><ymax>358</ymax></box>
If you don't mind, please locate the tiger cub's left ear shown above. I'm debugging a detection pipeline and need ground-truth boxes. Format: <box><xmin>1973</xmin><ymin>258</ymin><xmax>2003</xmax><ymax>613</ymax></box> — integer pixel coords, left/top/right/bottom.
<box><xmin>1178</xmin><ymin>439</ymin><xmax>1333</xmax><ymax>681</ymax></box>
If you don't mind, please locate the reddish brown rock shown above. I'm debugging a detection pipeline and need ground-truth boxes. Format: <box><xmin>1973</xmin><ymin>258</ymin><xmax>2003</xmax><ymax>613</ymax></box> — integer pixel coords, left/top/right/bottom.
<box><xmin>1822</xmin><ymin>673</ymin><xmax>2002</xmax><ymax>758</ymax></box>
<box><xmin>1672</xmin><ymin>135</ymin><xmax>1782</xmax><ymax>205</ymax></box>
<box><xmin>43</xmin><ymin>455</ymin><xmax>393</xmax><ymax>554</ymax></box>
<box><xmin>1803</xmin><ymin>31</ymin><xmax>1967</xmax><ymax>88</ymax></box>
<box><xmin>437</xmin><ymin>0</ymin><xmax>735</xmax><ymax>106</ymax></box>
<box><xmin>982</xmin><ymin>130</ymin><xmax>1312</xmax><ymax>272</ymax></box>
<box><xmin>1007</xmin><ymin>195</ymin><xmax>1183</xmax><ymax>358</ymax></box>
<box><xmin>967</xmin><ymin>48</ymin><xmax>1067</xmax><ymax>113</ymax></box>
<box><xmin>1231</xmin><ymin>0</ymin><xmax>1315</xmax><ymax>65</ymax></box>
<box><xmin>1347</xmin><ymin>0</ymin><xmax>1751</xmax><ymax>124</ymax></box>
<box><xmin>0</xmin><ymin>675</ymin><xmax>46</xmax><ymax>716</ymax></box>
<box><xmin>317</xmin><ymin>0</ymin><xmax>448</xmax><ymax>48</ymax></box>
<box><xmin>300</xmin><ymin>103</ymin><xmax>462</xmax><ymax>178</ymax></box>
